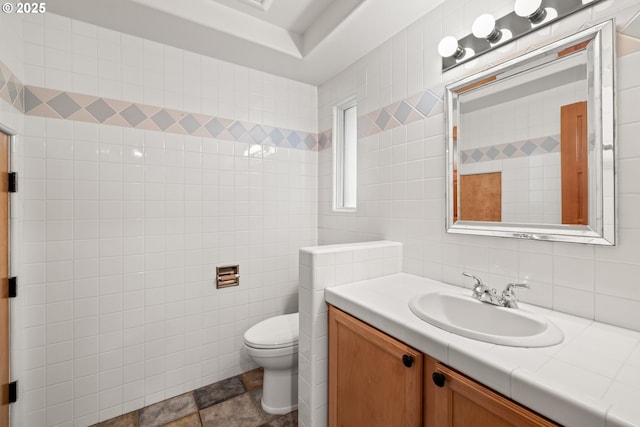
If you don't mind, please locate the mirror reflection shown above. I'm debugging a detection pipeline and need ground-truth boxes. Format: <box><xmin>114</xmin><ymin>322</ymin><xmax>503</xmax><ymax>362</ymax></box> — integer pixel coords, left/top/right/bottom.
<box><xmin>455</xmin><ymin>48</ymin><xmax>588</xmax><ymax>225</ymax></box>
<box><xmin>446</xmin><ymin>20</ymin><xmax>615</xmax><ymax>245</ymax></box>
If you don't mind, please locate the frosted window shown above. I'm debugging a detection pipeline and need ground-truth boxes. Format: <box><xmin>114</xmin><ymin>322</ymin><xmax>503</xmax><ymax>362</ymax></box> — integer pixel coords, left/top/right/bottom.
<box><xmin>334</xmin><ymin>99</ymin><xmax>357</xmax><ymax>210</ymax></box>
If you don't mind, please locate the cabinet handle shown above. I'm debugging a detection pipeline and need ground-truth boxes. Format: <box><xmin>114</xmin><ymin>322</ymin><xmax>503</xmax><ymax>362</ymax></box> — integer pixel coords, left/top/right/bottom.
<box><xmin>402</xmin><ymin>354</ymin><xmax>414</xmax><ymax>368</ymax></box>
<box><xmin>432</xmin><ymin>372</ymin><xmax>446</xmax><ymax>387</ymax></box>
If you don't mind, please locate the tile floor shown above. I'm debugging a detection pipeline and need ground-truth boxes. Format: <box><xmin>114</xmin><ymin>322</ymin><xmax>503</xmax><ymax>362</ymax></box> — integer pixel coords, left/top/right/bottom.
<box><xmin>92</xmin><ymin>368</ymin><xmax>298</xmax><ymax>427</ymax></box>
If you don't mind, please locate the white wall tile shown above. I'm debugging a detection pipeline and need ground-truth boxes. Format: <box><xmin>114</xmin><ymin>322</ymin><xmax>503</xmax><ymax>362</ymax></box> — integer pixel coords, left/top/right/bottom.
<box><xmin>4</xmin><ymin>11</ymin><xmax>318</xmax><ymax>425</ymax></box>
<box><xmin>299</xmin><ymin>241</ymin><xmax>402</xmax><ymax>427</ymax></box>
<box><xmin>317</xmin><ymin>1</ymin><xmax>640</xmax><ymax>336</ymax></box>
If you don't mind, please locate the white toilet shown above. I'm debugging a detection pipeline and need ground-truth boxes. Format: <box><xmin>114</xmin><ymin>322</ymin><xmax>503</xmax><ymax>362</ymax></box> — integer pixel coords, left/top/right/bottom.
<box><xmin>243</xmin><ymin>312</ymin><xmax>299</xmax><ymax>414</ymax></box>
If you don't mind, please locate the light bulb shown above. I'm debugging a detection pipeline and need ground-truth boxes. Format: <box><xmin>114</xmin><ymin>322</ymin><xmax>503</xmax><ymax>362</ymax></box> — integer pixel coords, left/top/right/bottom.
<box><xmin>514</xmin><ymin>0</ymin><xmax>547</xmax><ymax>24</ymax></box>
<box><xmin>438</xmin><ymin>36</ymin><xmax>465</xmax><ymax>59</ymax></box>
<box><xmin>472</xmin><ymin>14</ymin><xmax>502</xmax><ymax>43</ymax></box>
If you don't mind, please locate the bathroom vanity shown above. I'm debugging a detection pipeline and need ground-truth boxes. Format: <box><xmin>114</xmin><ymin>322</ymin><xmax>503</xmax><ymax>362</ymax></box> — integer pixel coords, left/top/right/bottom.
<box><xmin>329</xmin><ymin>305</ymin><xmax>556</xmax><ymax>426</ymax></box>
<box><xmin>325</xmin><ymin>273</ymin><xmax>640</xmax><ymax>427</ymax></box>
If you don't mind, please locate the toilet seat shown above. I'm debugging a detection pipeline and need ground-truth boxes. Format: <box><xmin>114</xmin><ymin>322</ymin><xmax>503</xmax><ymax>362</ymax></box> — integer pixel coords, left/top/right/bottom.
<box><xmin>244</xmin><ymin>313</ymin><xmax>299</xmax><ymax>349</ymax></box>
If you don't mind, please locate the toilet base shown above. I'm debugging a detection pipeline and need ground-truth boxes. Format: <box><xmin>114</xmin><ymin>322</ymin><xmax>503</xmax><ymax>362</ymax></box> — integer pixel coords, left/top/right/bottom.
<box><xmin>261</xmin><ymin>367</ymin><xmax>298</xmax><ymax>415</ymax></box>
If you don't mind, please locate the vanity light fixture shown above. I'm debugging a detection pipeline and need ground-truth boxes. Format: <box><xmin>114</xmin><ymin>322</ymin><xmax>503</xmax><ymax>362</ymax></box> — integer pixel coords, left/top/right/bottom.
<box><xmin>438</xmin><ymin>36</ymin><xmax>466</xmax><ymax>59</ymax></box>
<box><xmin>440</xmin><ymin>0</ymin><xmax>605</xmax><ymax>71</ymax></box>
<box><xmin>472</xmin><ymin>14</ymin><xmax>502</xmax><ymax>43</ymax></box>
<box><xmin>514</xmin><ymin>0</ymin><xmax>547</xmax><ymax>24</ymax></box>
<box><xmin>515</xmin><ymin>0</ymin><xmax>559</xmax><ymax>26</ymax></box>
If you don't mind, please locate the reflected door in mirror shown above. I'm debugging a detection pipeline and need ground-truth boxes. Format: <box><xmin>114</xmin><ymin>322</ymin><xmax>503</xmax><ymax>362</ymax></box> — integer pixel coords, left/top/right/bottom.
<box><xmin>561</xmin><ymin>101</ymin><xmax>588</xmax><ymax>225</ymax></box>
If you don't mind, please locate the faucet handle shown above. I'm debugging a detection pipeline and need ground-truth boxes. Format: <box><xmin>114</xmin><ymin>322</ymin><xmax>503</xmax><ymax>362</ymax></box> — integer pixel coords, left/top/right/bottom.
<box><xmin>463</xmin><ymin>272</ymin><xmax>486</xmax><ymax>298</ymax></box>
<box><xmin>505</xmin><ymin>282</ymin><xmax>530</xmax><ymax>292</ymax></box>
<box><xmin>462</xmin><ymin>272</ymin><xmax>484</xmax><ymax>286</ymax></box>
<box><xmin>502</xmin><ymin>283</ymin><xmax>530</xmax><ymax>308</ymax></box>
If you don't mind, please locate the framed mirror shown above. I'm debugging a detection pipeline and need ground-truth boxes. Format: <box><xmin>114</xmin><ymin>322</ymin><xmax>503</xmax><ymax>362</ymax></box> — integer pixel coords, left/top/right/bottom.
<box><xmin>445</xmin><ymin>20</ymin><xmax>615</xmax><ymax>245</ymax></box>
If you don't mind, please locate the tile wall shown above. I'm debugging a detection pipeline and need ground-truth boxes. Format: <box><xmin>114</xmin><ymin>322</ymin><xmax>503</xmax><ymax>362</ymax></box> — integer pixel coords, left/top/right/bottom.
<box><xmin>0</xmin><ymin>11</ymin><xmax>318</xmax><ymax>427</ymax></box>
<box><xmin>2</xmin><ymin>1</ymin><xmax>640</xmax><ymax>426</ymax></box>
<box><xmin>298</xmin><ymin>241</ymin><xmax>403</xmax><ymax>427</ymax></box>
<box><xmin>317</xmin><ymin>0</ymin><xmax>640</xmax><ymax>332</ymax></box>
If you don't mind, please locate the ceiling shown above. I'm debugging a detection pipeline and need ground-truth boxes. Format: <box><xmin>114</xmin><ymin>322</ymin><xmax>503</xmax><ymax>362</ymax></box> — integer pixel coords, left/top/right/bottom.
<box><xmin>46</xmin><ymin>0</ymin><xmax>446</xmax><ymax>85</ymax></box>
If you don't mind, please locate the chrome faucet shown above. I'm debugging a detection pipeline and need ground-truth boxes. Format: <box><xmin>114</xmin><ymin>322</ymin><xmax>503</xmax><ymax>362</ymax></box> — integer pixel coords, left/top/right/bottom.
<box><xmin>501</xmin><ymin>283</ymin><xmax>530</xmax><ymax>308</ymax></box>
<box><xmin>463</xmin><ymin>272</ymin><xmax>502</xmax><ymax>306</ymax></box>
<box><xmin>462</xmin><ymin>273</ymin><xmax>529</xmax><ymax>308</ymax></box>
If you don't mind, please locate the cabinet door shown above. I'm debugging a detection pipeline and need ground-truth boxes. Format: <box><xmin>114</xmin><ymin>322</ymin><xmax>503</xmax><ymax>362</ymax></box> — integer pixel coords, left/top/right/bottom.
<box><xmin>329</xmin><ymin>305</ymin><xmax>423</xmax><ymax>427</ymax></box>
<box><xmin>424</xmin><ymin>357</ymin><xmax>558</xmax><ymax>427</ymax></box>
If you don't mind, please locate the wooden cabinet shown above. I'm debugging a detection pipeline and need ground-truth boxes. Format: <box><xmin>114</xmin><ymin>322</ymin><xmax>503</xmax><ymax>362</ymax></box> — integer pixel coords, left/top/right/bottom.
<box><xmin>328</xmin><ymin>305</ymin><xmax>423</xmax><ymax>427</ymax></box>
<box><xmin>329</xmin><ymin>305</ymin><xmax>559</xmax><ymax>427</ymax></box>
<box><xmin>424</xmin><ymin>357</ymin><xmax>557</xmax><ymax>427</ymax></box>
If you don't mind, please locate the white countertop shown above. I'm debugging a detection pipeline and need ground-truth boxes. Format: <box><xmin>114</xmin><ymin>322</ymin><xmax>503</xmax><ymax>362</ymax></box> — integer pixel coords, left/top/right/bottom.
<box><xmin>324</xmin><ymin>273</ymin><xmax>640</xmax><ymax>427</ymax></box>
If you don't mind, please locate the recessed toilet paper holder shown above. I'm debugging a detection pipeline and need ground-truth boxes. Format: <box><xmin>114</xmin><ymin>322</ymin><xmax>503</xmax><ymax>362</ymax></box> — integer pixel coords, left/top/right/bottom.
<box><xmin>216</xmin><ymin>265</ymin><xmax>239</xmax><ymax>288</ymax></box>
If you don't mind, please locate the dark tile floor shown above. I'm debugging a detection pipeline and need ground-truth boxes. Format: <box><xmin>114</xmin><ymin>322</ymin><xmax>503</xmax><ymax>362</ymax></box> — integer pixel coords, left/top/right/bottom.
<box><xmin>92</xmin><ymin>368</ymin><xmax>298</xmax><ymax>427</ymax></box>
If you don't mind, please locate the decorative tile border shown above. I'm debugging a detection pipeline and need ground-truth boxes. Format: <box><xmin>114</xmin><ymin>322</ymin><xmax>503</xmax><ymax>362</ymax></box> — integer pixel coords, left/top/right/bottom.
<box><xmin>358</xmin><ymin>87</ymin><xmax>444</xmax><ymax>139</ymax></box>
<box><xmin>1</xmin><ymin>60</ymin><xmax>319</xmax><ymax>151</ymax></box>
<box><xmin>317</xmin><ymin>129</ymin><xmax>332</xmax><ymax>151</ymax></box>
<box><xmin>0</xmin><ymin>61</ymin><xmax>24</xmax><ymax>112</ymax></box>
<box><xmin>24</xmin><ymin>86</ymin><xmax>319</xmax><ymax>150</ymax></box>
<box><xmin>316</xmin><ymin>86</ymin><xmax>445</xmax><ymax>152</ymax></box>
<box><xmin>460</xmin><ymin>135</ymin><xmax>561</xmax><ymax>164</ymax></box>
<box><xmin>3</xmin><ymin>55</ymin><xmax>445</xmax><ymax>154</ymax></box>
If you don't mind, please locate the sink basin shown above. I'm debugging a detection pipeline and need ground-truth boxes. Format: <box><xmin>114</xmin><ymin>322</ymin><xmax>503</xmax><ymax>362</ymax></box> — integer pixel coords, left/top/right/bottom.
<box><xmin>409</xmin><ymin>291</ymin><xmax>564</xmax><ymax>347</ymax></box>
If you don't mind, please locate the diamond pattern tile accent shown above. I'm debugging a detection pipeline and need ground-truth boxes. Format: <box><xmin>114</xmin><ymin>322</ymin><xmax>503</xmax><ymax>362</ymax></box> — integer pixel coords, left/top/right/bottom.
<box><xmin>228</xmin><ymin>121</ymin><xmax>247</xmax><ymax>139</ymax></box>
<box><xmin>502</xmin><ymin>144</ymin><xmax>517</xmax><ymax>157</ymax></box>
<box><xmin>6</xmin><ymin>79</ymin><xmax>17</xmax><ymax>102</ymax></box>
<box><xmin>151</xmin><ymin>109</ymin><xmax>175</xmax><ymax>130</ymax></box>
<box><xmin>287</xmin><ymin>131</ymin><xmax>302</xmax><ymax>147</ymax></box>
<box><xmin>24</xmin><ymin>87</ymin><xmax>43</xmax><ymax>113</ymax></box>
<box><xmin>304</xmin><ymin>134</ymin><xmax>317</xmax><ymax>150</ymax></box>
<box><xmin>0</xmin><ymin>60</ymin><xmax>461</xmax><ymax>153</ymax></box>
<box><xmin>270</xmin><ymin>128</ymin><xmax>285</xmax><ymax>144</ymax></box>
<box><xmin>86</xmin><ymin>99</ymin><xmax>116</xmax><ymax>123</ymax></box>
<box><xmin>2</xmin><ymin>59</ymin><xmax>318</xmax><ymax>151</ymax></box>
<box><xmin>393</xmin><ymin>101</ymin><xmax>413</xmax><ymax>124</ymax></box>
<box><xmin>471</xmin><ymin>150</ymin><xmax>484</xmax><ymax>161</ymax></box>
<box><xmin>204</xmin><ymin>118</ymin><xmax>225</xmax><ymax>137</ymax></box>
<box><xmin>120</xmin><ymin>104</ymin><xmax>147</xmax><ymax>127</ymax></box>
<box><xmin>520</xmin><ymin>141</ymin><xmax>537</xmax><ymax>155</ymax></box>
<box><xmin>486</xmin><ymin>146</ymin><xmax>499</xmax><ymax>159</ymax></box>
<box><xmin>47</xmin><ymin>92</ymin><xmax>81</xmax><ymax>118</ymax></box>
<box><xmin>414</xmin><ymin>91</ymin><xmax>438</xmax><ymax>117</ymax></box>
<box><xmin>462</xmin><ymin>134</ymin><xmax>563</xmax><ymax>163</ymax></box>
<box><xmin>318</xmin><ymin>130</ymin><xmax>332</xmax><ymax>150</ymax></box>
<box><xmin>14</xmin><ymin>87</ymin><xmax>24</xmax><ymax>110</ymax></box>
<box><xmin>541</xmin><ymin>136</ymin><xmax>560</xmax><ymax>152</ymax></box>
<box><xmin>375</xmin><ymin>109</ymin><xmax>392</xmax><ymax>130</ymax></box>
<box><xmin>249</xmin><ymin>125</ymin><xmax>267</xmax><ymax>144</ymax></box>
<box><xmin>179</xmin><ymin>114</ymin><xmax>201</xmax><ymax>134</ymax></box>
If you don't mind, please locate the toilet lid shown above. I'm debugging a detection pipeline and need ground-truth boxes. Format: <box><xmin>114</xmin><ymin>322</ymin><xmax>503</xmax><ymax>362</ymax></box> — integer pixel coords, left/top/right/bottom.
<box><xmin>244</xmin><ymin>313</ymin><xmax>299</xmax><ymax>349</ymax></box>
